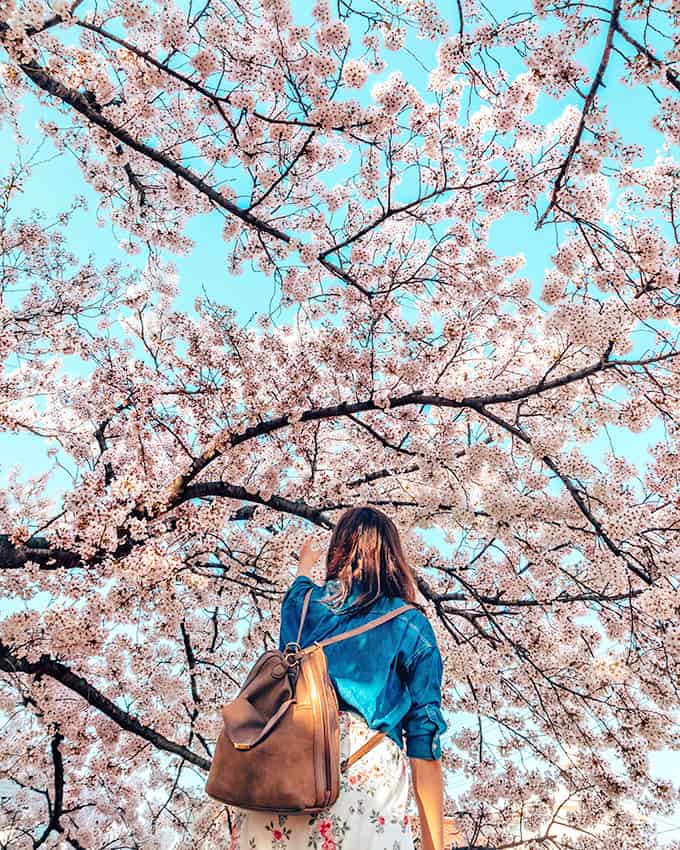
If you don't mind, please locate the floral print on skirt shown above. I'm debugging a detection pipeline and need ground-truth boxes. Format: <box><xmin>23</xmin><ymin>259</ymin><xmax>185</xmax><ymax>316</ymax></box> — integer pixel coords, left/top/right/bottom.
<box><xmin>228</xmin><ymin>709</ymin><xmax>415</xmax><ymax>850</ymax></box>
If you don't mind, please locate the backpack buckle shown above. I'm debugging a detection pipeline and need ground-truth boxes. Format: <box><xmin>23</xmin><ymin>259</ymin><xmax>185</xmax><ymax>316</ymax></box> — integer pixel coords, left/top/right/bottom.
<box><xmin>283</xmin><ymin>641</ymin><xmax>301</xmax><ymax>667</ymax></box>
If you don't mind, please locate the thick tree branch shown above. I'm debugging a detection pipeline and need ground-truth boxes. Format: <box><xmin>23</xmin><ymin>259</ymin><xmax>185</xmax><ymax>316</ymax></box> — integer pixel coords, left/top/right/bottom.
<box><xmin>3</xmin><ymin>348</ymin><xmax>675</xmax><ymax>573</ymax></box>
<box><xmin>182</xmin><ymin>481</ymin><xmax>334</xmax><ymax>527</ymax></box>
<box><xmin>0</xmin><ymin>640</ymin><xmax>211</xmax><ymax>771</ymax></box>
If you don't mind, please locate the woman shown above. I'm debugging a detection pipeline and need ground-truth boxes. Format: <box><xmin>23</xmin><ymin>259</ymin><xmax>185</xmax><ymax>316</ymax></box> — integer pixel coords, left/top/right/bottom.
<box><xmin>229</xmin><ymin>505</ymin><xmax>447</xmax><ymax>850</ymax></box>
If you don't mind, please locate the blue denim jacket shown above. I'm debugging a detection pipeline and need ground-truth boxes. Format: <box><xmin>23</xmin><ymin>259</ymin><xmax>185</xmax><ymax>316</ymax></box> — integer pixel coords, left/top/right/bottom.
<box><xmin>278</xmin><ymin>574</ymin><xmax>447</xmax><ymax>759</ymax></box>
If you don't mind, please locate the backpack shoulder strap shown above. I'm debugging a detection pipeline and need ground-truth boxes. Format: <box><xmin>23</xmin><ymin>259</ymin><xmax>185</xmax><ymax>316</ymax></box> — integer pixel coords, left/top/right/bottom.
<box><xmin>294</xmin><ymin>585</ymin><xmax>415</xmax><ymax>653</ymax></box>
<box><xmin>318</xmin><ymin>603</ymin><xmax>416</xmax><ymax>648</ymax></box>
<box><xmin>295</xmin><ymin>585</ymin><xmax>315</xmax><ymax>644</ymax></box>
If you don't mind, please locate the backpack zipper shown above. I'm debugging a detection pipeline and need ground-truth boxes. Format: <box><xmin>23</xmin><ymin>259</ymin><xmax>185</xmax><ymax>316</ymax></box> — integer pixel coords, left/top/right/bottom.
<box><xmin>320</xmin><ymin>678</ymin><xmax>333</xmax><ymax>807</ymax></box>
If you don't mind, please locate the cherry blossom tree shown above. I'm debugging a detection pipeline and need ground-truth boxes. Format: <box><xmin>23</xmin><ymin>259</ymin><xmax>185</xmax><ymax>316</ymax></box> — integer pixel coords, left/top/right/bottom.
<box><xmin>1</xmin><ymin>0</ymin><xmax>679</xmax><ymax>847</ymax></box>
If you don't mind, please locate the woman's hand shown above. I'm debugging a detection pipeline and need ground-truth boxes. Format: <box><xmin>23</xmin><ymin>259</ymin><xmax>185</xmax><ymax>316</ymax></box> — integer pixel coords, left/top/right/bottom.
<box><xmin>297</xmin><ymin>535</ymin><xmax>326</xmax><ymax>578</ymax></box>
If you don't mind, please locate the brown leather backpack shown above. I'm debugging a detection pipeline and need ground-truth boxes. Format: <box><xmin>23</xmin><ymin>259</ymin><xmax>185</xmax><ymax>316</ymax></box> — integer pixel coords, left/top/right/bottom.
<box><xmin>205</xmin><ymin>584</ymin><xmax>415</xmax><ymax>813</ymax></box>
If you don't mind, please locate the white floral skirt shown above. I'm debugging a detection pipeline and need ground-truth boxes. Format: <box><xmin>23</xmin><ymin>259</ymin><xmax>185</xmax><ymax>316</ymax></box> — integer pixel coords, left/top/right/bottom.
<box><xmin>228</xmin><ymin>709</ymin><xmax>415</xmax><ymax>850</ymax></box>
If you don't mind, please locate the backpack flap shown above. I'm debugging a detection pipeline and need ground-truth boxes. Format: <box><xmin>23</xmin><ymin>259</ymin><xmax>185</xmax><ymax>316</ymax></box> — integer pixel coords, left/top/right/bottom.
<box><xmin>221</xmin><ymin>651</ymin><xmax>297</xmax><ymax>749</ymax></box>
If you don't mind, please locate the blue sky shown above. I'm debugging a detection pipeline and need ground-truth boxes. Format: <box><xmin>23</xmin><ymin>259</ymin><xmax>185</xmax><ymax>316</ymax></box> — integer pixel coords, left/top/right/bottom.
<box><xmin>1</xmin><ymin>0</ymin><xmax>679</xmax><ymax>840</ymax></box>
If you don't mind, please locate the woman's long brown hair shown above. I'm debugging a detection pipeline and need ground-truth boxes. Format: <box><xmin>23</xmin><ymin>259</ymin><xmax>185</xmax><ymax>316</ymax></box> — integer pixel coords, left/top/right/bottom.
<box><xmin>319</xmin><ymin>505</ymin><xmax>426</xmax><ymax>617</ymax></box>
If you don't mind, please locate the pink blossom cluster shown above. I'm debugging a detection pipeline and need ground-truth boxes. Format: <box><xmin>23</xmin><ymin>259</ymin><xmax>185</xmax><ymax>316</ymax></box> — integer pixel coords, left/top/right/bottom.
<box><xmin>0</xmin><ymin>0</ymin><xmax>679</xmax><ymax>847</ymax></box>
<box><xmin>316</xmin><ymin>20</ymin><xmax>350</xmax><ymax>51</ymax></box>
<box><xmin>380</xmin><ymin>23</ymin><xmax>406</xmax><ymax>51</ymax></box>
<box><xmin>371</xmin><ymin>71</ymin><xmax>418</xmax><ymax>114</ymax></box>
<box><xmin>342</xmin><ymin>59</ymin><xmax>369</xmax><ymax>89</ymax></box>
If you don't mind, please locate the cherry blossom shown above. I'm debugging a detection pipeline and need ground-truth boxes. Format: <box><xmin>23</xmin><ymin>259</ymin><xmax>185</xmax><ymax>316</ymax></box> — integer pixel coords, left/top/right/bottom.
<box><xmin>0</xmin><ymin>0</ymin><xmax>679</xmax><ymax>848</ymax></box>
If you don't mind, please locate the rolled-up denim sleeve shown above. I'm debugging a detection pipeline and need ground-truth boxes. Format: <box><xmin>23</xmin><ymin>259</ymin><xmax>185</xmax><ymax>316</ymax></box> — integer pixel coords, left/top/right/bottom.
<box><xmin>278</xmin><ymin>575</ymin><xmax>315</xmax><ymax>651</ymax></box>
<box><xmin>402</xmin><ymin>642</ymin><xmax>448</xmax><ymax>759</ymax></box>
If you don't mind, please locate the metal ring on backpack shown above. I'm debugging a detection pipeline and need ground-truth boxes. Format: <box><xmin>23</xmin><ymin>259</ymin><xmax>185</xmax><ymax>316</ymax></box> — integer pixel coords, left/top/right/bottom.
<box><xmin>283</xmin><ymin>641</ymin><xmax>302</xmax><ymax>668</ymax></box>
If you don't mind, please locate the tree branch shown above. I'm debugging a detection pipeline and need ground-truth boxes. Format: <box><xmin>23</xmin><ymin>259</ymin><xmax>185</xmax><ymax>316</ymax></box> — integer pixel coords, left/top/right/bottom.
<box><xmin>0</xmin><ymin>641</ymin><xmax>211</xmax><ymax>771</ymax></box>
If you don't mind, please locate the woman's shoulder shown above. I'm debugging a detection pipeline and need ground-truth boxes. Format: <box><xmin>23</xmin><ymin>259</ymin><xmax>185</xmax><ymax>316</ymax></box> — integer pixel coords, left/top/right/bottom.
<box><xmin>365</xmin><ymin>593</ymin><xmax>436</xmax><ymax>647</ymax></box>
<box><xmin>304</xmin><ymin>579</ymin><xmax>433</xmax><ymax>632</ymax></box>
<box><xmin>283</xmin><ymin>573</ymin><xmax>316</xmax><ymax>594</ymax></box>
<box><xmin>280</xmin><ymin>574</ymin><xmax>318</xmax><ymax>611</ymax></box>
<box><xmin>320</xmin><ymin>581</ymin><xmax>423</xmax><ymax>612</ymax></box>
<box><xmin>389</xmin><ymin>599</ymin><xmax>439</xmax><ymax>653</ymax></box>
